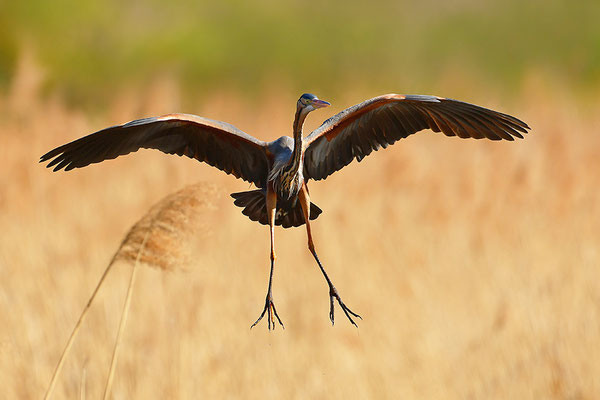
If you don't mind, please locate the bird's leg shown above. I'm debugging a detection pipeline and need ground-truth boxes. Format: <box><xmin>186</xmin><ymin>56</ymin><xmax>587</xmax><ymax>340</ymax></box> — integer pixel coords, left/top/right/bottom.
<box><xmin>251</xmin><ymin>188</ymin><xmax>284</xmax><ymax>330</ymax></box>
<box><xmin>298</xmin><ymin>184</ymin><xmax>361</xmax><ymax>327</ymax></box>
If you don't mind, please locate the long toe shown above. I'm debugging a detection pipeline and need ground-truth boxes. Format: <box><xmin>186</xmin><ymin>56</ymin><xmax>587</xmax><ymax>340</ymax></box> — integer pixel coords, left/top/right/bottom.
<box><xmin>337</xmin><ymin>298</ymin><xmax>362</xmax><ymax>327</ymax></box>
<box><xmin>250</xmin><ymin>307</ymin><xmax>268</xmax><ymax>329</ymax></box>
<box><xmin>270</xmin><ymin>302</ymin><xmax>285</xmax><ymax>329</ymax></box>
<box><xmin>251</xmin><ymin>296</ymin><xmax>284</xmax><ymax>330</ymax></box>
<box><xmin>329</xmin><ymin>288</ymin><xmax>361</xmax><ymax>327</ymax></box>
<box><xmin>329</xmin><ymin>295</ymin><xmax>336</xmax><ymax>325</ymax></box>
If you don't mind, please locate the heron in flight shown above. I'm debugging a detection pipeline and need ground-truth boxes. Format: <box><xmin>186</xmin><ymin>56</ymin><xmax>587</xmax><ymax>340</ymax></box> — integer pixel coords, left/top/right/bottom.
<box><xmin>41</xmin><ymin>93</ymin><xmax>529</xmax><ymax>329</ymax></box>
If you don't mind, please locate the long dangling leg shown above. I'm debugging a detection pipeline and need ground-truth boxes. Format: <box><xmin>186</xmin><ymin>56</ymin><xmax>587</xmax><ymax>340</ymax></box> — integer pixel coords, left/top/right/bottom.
<box><xmin>251</xmin><ymin>187</ymin><xmax>284</xmax><ymax>330</ymax></box>
<box><xmin>298</xmin><ymin>184</ymin><xmax>361</xmax><ymax>327</ymax></box>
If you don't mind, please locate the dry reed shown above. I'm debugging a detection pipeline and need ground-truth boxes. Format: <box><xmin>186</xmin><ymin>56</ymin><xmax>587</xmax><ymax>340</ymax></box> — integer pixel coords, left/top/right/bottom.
<box><xmin>43</xmin><ymin>183</ymin><xmax>219</xmax><ymax>400</ymax></box>
<box><xmin>114</xmin><ymin>183</ymin><xmax>218</xmax><ymax>271</ymax></box>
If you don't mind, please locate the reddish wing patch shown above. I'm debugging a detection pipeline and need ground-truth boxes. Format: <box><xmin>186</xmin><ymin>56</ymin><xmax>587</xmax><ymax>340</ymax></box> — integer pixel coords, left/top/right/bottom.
<box><xmin>319</xmin><ymin>95</ymin><xmax>406</xmax><ymax>143</ymax></box>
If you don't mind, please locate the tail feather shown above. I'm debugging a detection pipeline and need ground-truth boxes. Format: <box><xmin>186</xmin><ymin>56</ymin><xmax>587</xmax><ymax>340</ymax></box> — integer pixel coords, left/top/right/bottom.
<box><xmin>231</xmin><ymin>189</ymin><xmax>322</xmax><ymax>228</ymax></box>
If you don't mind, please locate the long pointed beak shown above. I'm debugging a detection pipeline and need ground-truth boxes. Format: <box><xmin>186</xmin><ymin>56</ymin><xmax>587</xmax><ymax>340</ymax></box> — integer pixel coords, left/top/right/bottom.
<box><xmin>312</xmin><ymin>99</ymin><xmax>331</xmax><ymax>109</ymax></box>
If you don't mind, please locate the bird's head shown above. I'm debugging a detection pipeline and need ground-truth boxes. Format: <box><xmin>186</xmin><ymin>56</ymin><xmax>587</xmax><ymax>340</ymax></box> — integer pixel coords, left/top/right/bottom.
<box><xmin>297</xmin><ymin>93</ymin><xmax>330</xmax><ymax>114</ymax></box>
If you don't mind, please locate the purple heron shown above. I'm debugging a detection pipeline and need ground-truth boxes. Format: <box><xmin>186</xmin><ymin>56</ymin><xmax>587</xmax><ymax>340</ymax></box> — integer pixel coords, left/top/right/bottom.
<box><xmin>41</xmin><ymin>93</ymin><xmax>530</xmax><ymax>329</ymax></box>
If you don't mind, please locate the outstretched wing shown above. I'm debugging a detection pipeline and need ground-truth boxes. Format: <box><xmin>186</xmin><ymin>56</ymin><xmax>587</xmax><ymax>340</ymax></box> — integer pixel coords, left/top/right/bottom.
<box><xmin>40</xmin><ymin>113</ymin><xmax>270</xmax><ymax>187</ymax></box>
<box><xmin>303</xmin><ymin>94</ymin><xmax>530</xmax><ymax>181</ymax></box>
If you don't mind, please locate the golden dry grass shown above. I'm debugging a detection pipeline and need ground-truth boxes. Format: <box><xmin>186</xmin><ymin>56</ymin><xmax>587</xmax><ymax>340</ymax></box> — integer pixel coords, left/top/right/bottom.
<box><xmin>1</xmin><ymin>59</ymin><xmax>600</xmax><ymax>399</ymax></box>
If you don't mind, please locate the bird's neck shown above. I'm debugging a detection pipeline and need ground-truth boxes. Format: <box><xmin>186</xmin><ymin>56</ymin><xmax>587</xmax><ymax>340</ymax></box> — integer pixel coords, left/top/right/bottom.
<box><xmin>288</xmin><ymin>108</ymin><xmax>307</xmax><ymax>171</ymax></box>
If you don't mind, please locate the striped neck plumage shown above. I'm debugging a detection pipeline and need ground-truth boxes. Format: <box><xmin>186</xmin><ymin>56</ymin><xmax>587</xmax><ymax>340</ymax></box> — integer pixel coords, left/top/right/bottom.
<box><xmin>287</xmin><ymin>107</ymin><xmax>308</xmax><ymax>171</ymax></box>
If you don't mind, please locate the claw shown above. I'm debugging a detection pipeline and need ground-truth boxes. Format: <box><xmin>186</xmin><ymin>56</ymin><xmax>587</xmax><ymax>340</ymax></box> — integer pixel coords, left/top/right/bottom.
<box><xmin>329</xmin><ymin>286</ymin><xmax>361</xmax><ymax>327</ymax></box>
<box><xmin>251</xmin><ymin>294</ymin><xmax>284</xmax><ymax>330</ymax></box>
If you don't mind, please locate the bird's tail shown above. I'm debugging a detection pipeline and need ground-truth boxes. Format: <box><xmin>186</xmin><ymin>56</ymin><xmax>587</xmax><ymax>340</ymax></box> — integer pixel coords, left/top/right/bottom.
<box><xmin>230</xmin><ymin>189</ymin><xmax>322</xmax><ymax>228</ymax></box>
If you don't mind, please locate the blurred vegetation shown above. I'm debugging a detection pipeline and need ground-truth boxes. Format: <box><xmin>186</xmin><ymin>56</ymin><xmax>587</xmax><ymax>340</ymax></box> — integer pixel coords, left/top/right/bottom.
<box><xmin>1</xmin><ymin>0</ymin><xmax>599</xmax><ymax>106</ymax></box>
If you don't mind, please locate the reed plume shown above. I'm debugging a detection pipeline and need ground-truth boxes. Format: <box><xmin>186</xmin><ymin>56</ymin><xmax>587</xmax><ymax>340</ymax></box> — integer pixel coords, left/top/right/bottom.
<box><xmin>114</xmin><ymin>182</ymin><xmax>218</xmax><ymax>271</ymax></box>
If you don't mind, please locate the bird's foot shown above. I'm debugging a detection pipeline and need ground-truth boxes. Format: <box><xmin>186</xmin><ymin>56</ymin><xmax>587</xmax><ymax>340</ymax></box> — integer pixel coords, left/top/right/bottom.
<box><xmin>329</xmin><ymin>285</ymin><xmax>361</xmax><ymax>327</ymax></box>
<box><xmin>251</xmin><ymin>292</ymin><xmax>284</xmax><ymax>330</ymax></box>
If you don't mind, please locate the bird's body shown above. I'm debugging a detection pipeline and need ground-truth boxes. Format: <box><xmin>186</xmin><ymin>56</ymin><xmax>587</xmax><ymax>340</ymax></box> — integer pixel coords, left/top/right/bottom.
<box><xmin>269</xmin><ymin>135</ymin><xmax>304</xmax><ymax>201</ymax></box>
<box><xmin>41</xmin><ymin>92</ymin><xmax>530</xmax><ymax>329</ymax></box>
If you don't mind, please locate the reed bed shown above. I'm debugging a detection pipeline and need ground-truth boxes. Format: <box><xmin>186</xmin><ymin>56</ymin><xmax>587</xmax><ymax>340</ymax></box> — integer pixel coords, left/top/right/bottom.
<box><xmin>1</xmin><ymin>64</ymin><xmax>599</xmax><ymax>398</ymax></box>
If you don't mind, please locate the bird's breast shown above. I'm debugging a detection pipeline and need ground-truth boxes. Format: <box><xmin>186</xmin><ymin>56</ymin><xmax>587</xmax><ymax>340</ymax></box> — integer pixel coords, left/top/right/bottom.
<box><xmin>270</xmin><ymin>166</ymin><xmax>304</xmax><ymax>201</ymax></box>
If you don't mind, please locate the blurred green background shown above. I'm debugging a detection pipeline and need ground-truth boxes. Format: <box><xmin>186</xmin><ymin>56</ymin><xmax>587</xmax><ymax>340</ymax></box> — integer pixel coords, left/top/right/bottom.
<box><xmin>3</xmin><ymin>2</ymin><xmax>600</xmax><ymax>399</ymax></box>
<box><xmin>1</xmin><ymin>0</ymin><xmax>599</xmax><ymax>106</ymax></box>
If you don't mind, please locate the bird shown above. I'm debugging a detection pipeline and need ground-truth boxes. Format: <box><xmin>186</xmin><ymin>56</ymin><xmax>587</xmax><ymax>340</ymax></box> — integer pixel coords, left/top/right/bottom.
<box><xmin>40</xmin><ymin>92</ymin><xmax>530</xmax><ymax>329</ymax></box>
